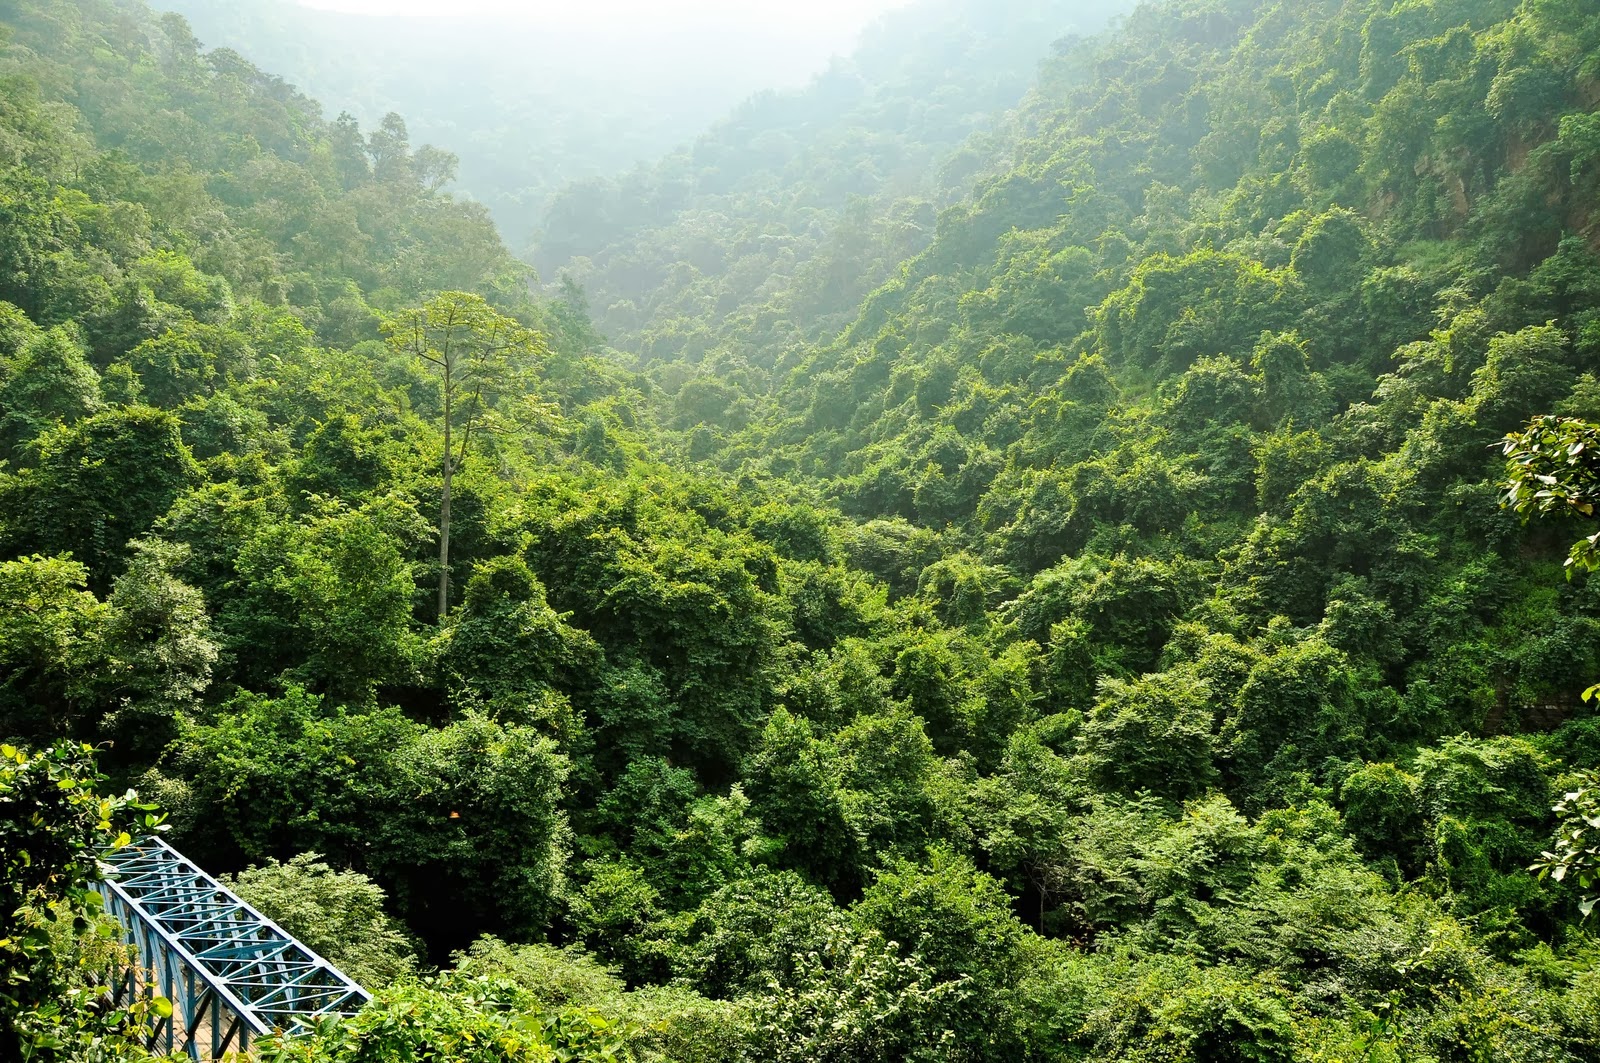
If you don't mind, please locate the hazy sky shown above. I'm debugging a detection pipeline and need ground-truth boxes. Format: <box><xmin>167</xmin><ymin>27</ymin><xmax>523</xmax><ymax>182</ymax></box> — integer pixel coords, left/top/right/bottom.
<box><xmin>296</xmin><ymin>0</ymin><xmax>914</xmax><ymax>29</ymax></box>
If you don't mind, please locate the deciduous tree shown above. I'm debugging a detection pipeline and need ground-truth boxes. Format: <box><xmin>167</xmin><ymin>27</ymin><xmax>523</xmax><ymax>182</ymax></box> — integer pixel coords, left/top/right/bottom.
<box><xmin>383</xmin><ymin>292</ymin><xmax>544</xmax><ymax>619</ymax></box>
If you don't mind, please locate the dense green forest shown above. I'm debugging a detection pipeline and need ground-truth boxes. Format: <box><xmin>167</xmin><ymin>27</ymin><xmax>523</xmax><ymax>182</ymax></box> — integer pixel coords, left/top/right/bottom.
<box><xmin>8</xmin><ymin>0</ymin><xmax>1600</xmax><ymax>1060</ymax></box>
<box><xmin>156</xmin><ymin>0</ymin><xmax>914</xmax><ymax>254</ymax></box>
<box><xmin>532</xmin><ymin>0</ymin><xmax>1129</xmax><ymax>365</ymax></box>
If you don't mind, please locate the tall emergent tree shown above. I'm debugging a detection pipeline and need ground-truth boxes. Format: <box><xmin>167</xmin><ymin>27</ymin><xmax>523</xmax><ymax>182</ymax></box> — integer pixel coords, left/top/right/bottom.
<box><xmin>383</xmin><ymin>292</ymin><xmax>543</xmax><ymax>619</ymax></box>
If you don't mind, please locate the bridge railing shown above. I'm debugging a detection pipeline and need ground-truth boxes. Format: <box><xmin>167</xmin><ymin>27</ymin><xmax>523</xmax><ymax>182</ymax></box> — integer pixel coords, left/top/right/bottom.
<box><xmin>95</xmin><ymin>836</ymin><xmax>370</xmax><ymax>1059</ymax></box>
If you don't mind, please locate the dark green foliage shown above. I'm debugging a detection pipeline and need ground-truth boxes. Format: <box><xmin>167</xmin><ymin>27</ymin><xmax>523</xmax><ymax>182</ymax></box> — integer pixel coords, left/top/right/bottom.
<box><xmin>163</xmin><ymin>690</ymin><xmax>570</xmax><ymax>950</ymax></box>
<box><xmin>0</xmin><ymin>406</ymin><xmax>199</xmax><ymax>589</ymax></box>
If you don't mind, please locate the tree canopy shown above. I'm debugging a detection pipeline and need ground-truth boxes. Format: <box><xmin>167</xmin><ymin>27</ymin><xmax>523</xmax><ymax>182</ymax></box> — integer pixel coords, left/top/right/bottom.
<box><xmin>8</xmin><ymin>0</ymin><xmax>1600</xmax><ymax>1060</ymax></box>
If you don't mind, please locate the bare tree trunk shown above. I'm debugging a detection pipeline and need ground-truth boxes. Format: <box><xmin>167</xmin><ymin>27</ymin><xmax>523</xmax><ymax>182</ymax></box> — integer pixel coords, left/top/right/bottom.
<box><xmin>438</xmin><ymin>452</ymin><xmax>452</xmax><ymax>622</ymax></box>
<box><xmin>438</xmin><ymin>366</ymin><xmax>453</xmax><ymax>622</ymax></box>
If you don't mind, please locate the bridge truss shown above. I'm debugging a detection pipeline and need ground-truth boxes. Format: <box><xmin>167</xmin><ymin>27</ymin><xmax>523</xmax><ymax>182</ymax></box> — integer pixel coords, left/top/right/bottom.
<box><xmin>95</xmin><ymin>836</ymin><xmax>370</xmax><ymax>1059</ymax></box>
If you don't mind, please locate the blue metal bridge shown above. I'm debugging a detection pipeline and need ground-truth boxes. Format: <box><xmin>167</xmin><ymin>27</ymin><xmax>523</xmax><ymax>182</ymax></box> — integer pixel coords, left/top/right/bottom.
<box><xmin>95</xmin><ymin>836</ymin><xmax>370</xmax><ymax>1059</ymax></box>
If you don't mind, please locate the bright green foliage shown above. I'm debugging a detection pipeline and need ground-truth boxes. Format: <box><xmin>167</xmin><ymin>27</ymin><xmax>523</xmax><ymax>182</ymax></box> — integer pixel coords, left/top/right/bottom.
<box><xmin>453</xmin><ymin>938</ymin><xmax>745</xmax><ymax>1063</ymax></box>
<box><xmin>0</xmin><ymin>743</ymin><xmax>165</xmax><ymax>1063</ymax></box>
<box><xmin>6</xmin><ymin>0</ymin><xmax>1600</xmax><ymax>1058</ymax></box>
<box><xmin>665</xmin><ymin>869</ymin><xmax>847</xmax><ymax>1000</ymax></box>
<box><xmin>1530</xmin><ymin>771</ymin><xmax>1600</xmax><ymax>918</ymax></box>
<box><xmin>1220</xmin><ymin>636</ymin><xmax>1366</xmax><ymax>804</ymax></box>
<box><xmin>1340</xmin><ymin>761</ymin><xmax>1426</xmax><ymax>873</ymax></box>
<box><xmin>1093</xmin><ymin>251</ymin><xmax>1299</xmax><ymax>374</ymax></box>
<box><xmin>0</xmin><ymin>547</ymin><xmax>214</xmax><ymax>757</ymax></box>
<box><xmin>1412</xmin><ymin>735</ymin><xmax>1557</xmax><ymax>942</ymax></box>
<box><xmin>854</xmin><ymin>849</ymin><xmax>1038</xmax><ymax>1059</ymax></box>
<box><xmin>435</xmin><ymin>556</ymin><xmax>600</xmax><ymax>730</ymax></box>
<box><xmin>743</xmin><ymin>709</ymin><xmax>860</xmax><ymax>892</ymax></box>
<box><xmin>565</xmin><ymin>858</ymin><xmax>668</xmax><ymax>984</ymax></box>
<box><xmin>383</xmin><ymin>291</ymin><xmax>546</xmax><ymax>620</ymax></box>
<box><xmin>1086</xmin><ymin>960</ymin><xmax>1301</xmax><ymax>1063</ymax></box>
<box><xmin>737</xmin><ymin>925</ymin><xmax>962</xmax><ymax>1063</ymax></box>
<box><xmin>584</xmin><ymin>758</ymin><xmax>765</xmax><ymax>913</ymax></box>
<box><xmin>0</xmin><ymin>556</ymin><xmax>108</xmax><ymax>742</ymax></box>
<box><xmin>225</xmin><ymin>853</ymin><xmax>418</xmax><ymax>988</ymax></box>
<box><xmin>95</xmin><ymin>540</ymin><xmax>218</xmax><ymax>767</ymax></box>
<box><xmin>0</xmin><ymin>326</ymin><xmax>100</xmax><ymax>460</ymax></box>
<box><xmin>1083</xmin><ymin>671</ymin><xmax>1219</xmax><ymax>802</ymax></box>
<box><xmin>127</xmin><ymin>329</ymin><xmax>215</xmax><ymax>409</ymax></box>
<box><xmin>225</xmin><ymin>498</ymin><xmax>422</xmax><ymax>697</ymax></box>
<box><xmin>832</xmin><ymin>707</ymin><xmax>966</xmax><ymax>871</ymax></box>
<box><xmin>1503</xmin><ymin>415</ymin><xmax>1600</xmax><ymax>574</ymax></box>
<box><xmin>257</xmin><ymin>976</ymin><xmax>631</xmax><ymax>1063</ymax></box>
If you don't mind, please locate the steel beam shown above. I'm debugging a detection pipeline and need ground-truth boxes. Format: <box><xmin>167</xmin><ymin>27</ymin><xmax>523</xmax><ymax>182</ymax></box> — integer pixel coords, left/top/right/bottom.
<box><xmin>95</xmin><ymin>836</ymin><xmax>370</xmax><ymax>1059</ymax></box>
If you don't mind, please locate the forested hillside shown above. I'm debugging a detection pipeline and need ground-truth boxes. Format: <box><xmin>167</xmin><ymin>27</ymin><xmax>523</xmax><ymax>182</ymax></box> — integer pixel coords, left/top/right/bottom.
<box><xmin>534</xmin><ymin>0</ymin><xmax>1131</xmax><ymax>368</ymax></box>
<box><xmin>156</xmin><ymin>0</ymin><xmax>901</xmax><ymax>253</ymax></box>
<box><xmin>8</xmin><ymin>0</ymin><xmax>1600</xmax><ymax>1061</ymax></box>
